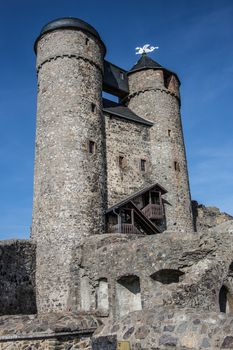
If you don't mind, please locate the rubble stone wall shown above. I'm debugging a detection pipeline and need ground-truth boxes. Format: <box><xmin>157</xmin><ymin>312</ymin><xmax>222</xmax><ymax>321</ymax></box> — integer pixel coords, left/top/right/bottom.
<box><xmin>105</xmin><ymin>115</ymin><xmax>152</xmax><ymax>207</ymax></box>
<box><xmin>192</xmin><ymin>200</ymin><xmax>233</xmax><ymax>232</ymax></box>
<box><xmin>0</xmin><ymin>240</ymin><xmax>36</xmax><ymax>316</ymax></box>
<box><xmin>0</xmin><ymin>336</ymin><xmax>91</xmax><ymax>350</ymax></box>
<box><xmin>0</xmin><ymin>313</ymin><xmax>99</xmax><ymax>350</ymax></box>
<box><xmin>76</xmin><ymin>225</ymin><xmax>233</xmax><ymax>320</ymax></box>
<box><xmin>127</xmin><ymin>69</ymin><xmax>194</xmax><ymax>233</ymax></box>
<box><xmin>31</xmin><ymin>28</ymin><xmax>106</xmax><ymax>313</ymax></box>
<box><xmin>92</xmin><ymin>306</ymin><xmax>233</xmax><ymax>350</ymax></box>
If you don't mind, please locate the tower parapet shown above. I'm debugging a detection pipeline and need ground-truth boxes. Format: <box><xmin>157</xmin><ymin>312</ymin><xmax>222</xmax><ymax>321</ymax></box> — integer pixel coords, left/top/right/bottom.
<box><xmin>32</xmin><ymin>17</ymin><xmax>106</xmax><ymax>312</ymax></box>
<box><xmin>126</xmin><ymin>54</ymin><xmax>194</xmax><ymax>232</ymax></box>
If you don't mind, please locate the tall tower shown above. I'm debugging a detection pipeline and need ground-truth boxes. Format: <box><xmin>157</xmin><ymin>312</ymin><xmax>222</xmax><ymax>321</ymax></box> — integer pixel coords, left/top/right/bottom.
<box><xmin>126</xmin><ymin>54</ymin><xmax>194</xmax><ymax>232</ymax></box>
<box><xmin>32</xmin><ymin>18</ymin><xmax>106</xmax><ymax>312</ymax></box>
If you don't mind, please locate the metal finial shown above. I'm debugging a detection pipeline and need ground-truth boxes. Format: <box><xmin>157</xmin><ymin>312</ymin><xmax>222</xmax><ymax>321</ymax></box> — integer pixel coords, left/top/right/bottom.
<box><xmin>135</xmin><ymin>44</ymin><xmax>159</xmax><ymax>55</ymax></box>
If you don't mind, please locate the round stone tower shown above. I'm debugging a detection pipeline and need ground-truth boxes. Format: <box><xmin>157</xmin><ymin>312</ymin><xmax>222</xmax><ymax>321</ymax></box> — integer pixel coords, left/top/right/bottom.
<box><xmin>32</xmin><ymin>18</ymin><xmax>106</xmax><ymax>312</ymax></box>
<box><xmin>126</xmin><ymin>54</ymin><xmax>194</xmax><ymax>233</ymax></box>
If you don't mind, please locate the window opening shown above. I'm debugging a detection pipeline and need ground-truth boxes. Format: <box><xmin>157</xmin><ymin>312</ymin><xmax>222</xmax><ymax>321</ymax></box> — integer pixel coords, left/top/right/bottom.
<box><xmin>96</xmin><ymin>278</ymin><xmax>109</xmax><ymax>314</ymax></box>
<box><xmin>89</xmin><ymin>141</ymin><xmax>96</xmax><ymax>154</ymax></box>
<box><xmin>140</xmin><ymin>159</ymin><xmax>146</xmax><ymax>171</ymax></box>
<box><xmin>151</xmin><ymin>191</ymin><xmax>161</xmax><ymax>205</ymax></box>
<box><xmin>116</xmin><ymin>275</ymin><xmax>142</xmax><ymax>317</ymax></box>
<box><xmin>119</xmin><ymin>156</ymin><xmax>124</xmax><ymax>169</ymax></box>
<box><xmin>120</xmin><ymin>71</ymin><xmax>125</xmax><ymax>80</ymax></box>
<box><xmin>174</xmin><ymin>161</ymin><xmax>180</xmax><ymax>171</ymax></box>
<box><xmin>151</xmin><ymin>269</ymin><xmax>185</xmax><ymax>284</ymax></box>
<box><xmin>91</xmin><ymin>103</ymin><xmax>96</xmax><ymax>112</ymax></box>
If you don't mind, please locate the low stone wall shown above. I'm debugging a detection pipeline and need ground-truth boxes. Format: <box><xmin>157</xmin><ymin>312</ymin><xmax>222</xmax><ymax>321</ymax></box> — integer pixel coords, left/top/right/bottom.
<box><xmin>0</xmin><ymin>335</ymin><xmax>91</xmax><ymax>350</ymax></box>
<box><xmin>0</xmin><ymin>240</ymin><xmax>36</xmax><ymax>315</ymax></box>
<box><xmin>75</xmin><ymin>225</ymin><xmax>233</xmax><ymax>319</ymax></box>
<box><xmin>0</xmin><ymin>313</ymin><xmax>101</xmax><ymax>350</ymax></box>
<box><xmin>92</xmin><ymin>306</ymin><xmax>233</xmax><ymax>349</ymax></box>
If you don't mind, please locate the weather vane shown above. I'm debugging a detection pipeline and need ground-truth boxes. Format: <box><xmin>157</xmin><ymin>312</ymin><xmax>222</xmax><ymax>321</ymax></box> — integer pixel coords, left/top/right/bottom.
<box><xmin>135</xmin><ymin>44</ymin><xmax>159</xmax><ymax>55</ymax></box>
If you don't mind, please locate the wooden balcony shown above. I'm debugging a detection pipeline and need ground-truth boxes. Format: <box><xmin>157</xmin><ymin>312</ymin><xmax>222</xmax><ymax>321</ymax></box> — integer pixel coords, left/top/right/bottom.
<box><xmin>112</xmin><ymin>224</ymin><xmax>141</xmax><ymax>234</ymax></box>
<box><xmin>141</xmin><ymin>203</ymin><xmax>164</xmax><ymax>220</ymax></box>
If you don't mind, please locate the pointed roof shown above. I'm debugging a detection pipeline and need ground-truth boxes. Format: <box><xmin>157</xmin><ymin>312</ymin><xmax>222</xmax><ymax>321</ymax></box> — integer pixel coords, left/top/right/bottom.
<box><xmin>128</xmin><ymin>54</ymin><xmax>162</xmax><ymax>74</ymax></box>
<box><xmin>128</xmin><ymin>54</ymin><xmax>181</xmax><ymax>84</ymax></box>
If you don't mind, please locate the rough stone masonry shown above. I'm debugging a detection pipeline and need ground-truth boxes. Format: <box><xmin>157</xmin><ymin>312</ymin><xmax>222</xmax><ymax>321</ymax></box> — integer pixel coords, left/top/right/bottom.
<box><xmin>0</xmin><ymin>17</ymin><xmax>232</xmax><ymax>350</ymax></box>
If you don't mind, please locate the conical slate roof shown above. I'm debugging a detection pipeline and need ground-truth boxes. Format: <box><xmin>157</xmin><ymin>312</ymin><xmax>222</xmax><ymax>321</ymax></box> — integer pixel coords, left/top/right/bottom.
<box><xmin>128</xmin><ymin>54</ymin><xmax>162</xmax><ymax>74</ymax></box>
<box><xmin>127</xmin><ymin>53</ymin><xmax>180</xmax><ymax>84</ymax></box>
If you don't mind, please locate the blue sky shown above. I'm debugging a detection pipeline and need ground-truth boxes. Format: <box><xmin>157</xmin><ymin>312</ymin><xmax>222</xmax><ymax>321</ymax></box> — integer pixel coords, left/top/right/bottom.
<box><xmin>0</xmin><ymin>0</ymin><xmax>232</xmax><ymax>239</ymax></box>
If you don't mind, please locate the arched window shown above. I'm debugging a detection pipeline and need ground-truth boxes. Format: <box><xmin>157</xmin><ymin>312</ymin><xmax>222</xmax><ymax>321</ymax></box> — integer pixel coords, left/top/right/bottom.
<box><xmin>150</xmin><ymin>269</ymin><xmax>184</xmax><ymax>284</ymax></box>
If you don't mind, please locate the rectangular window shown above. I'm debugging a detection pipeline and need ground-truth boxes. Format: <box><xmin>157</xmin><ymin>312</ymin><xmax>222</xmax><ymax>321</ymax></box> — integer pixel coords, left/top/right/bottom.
<box><xmin>119</xmin><ymin>156</ymin><xmax>124</xmax><ymax>168</ymax></box>
<box><xmin>168</xmin><ymin>129</ymin><xmax>171</xmax><ymax>137</ymax></box>
<box><xmin>89</xmin><ymin>140</ymin><xmax>96</xmax><ymax>154</ymax></box>
<box><xmin>91</xmin><ymin>103</ymin><xmax>96</xmax><ymax>112</ymax></box>
<box><xmin>174</xmin><ymin>161</ymin><xmax>180</xmax><ymax>171</ymax></box>
<box><xmin>120</xmin><ymin>72</ymin><xmax>125</xmax><ymax>80</ymax></box>
<box><xmin>140</xmin><ymin>159</ymin><xmax>146</xmax><ymax>171</ymax></box>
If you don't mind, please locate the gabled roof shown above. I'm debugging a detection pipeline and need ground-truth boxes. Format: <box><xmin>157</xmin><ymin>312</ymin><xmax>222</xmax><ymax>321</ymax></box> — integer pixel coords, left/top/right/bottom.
<box><xmin>129</xmin><ymin>54</ymin><xmax>162</xmax><ymax>74</ymax></box>
<box><xmin>106</xmin><ymin>183</ymin><xmax>167</xmax><ymax>214</ymax></box>
<box><xmin>103</xmin><ymin>98</ymin><xmax>153</xmax><ymax>127</ymax></box>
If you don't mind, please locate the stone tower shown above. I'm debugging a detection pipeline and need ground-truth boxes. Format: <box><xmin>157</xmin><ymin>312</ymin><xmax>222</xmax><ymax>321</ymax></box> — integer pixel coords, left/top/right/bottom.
<box><xmin>126</xmin><ymin>54</ymin><xmax>194</xmax><ymax>232</ymax></box>
<box><xmin>32</xmin><ymin>18</ymin><xmax>106</xmax><ymax>312</ymax></box>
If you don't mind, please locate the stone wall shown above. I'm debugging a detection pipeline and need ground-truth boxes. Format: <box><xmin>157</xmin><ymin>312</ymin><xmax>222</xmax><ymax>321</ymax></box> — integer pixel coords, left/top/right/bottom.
<box><xmin>91</xmin><ymin>221</ymin><xmax>233</xmax><ymax>349</ymax></box>
<box><xmin>74</xmin><ymin>221</ymin><xmax>233</xmax><ymax>320</ymax></box>
<box><xmin>0</xmin><ymin>313</ymin><xmax>100</xmax><ymax>350</ymax></box>
<box><xmin>0</xmin><ymin>240</ymin><xmax>36</xmax><ymax>315</ymax></box>
<box><xmin>127</xmin><ymin>69</ymin><xmax>194</xmax><ymax>233</ymax></box>
<box><xmin>32</xmin><ymin>28</ymin><xmax>106</xmax><ymax>313</ymax></box>
<box><xmin>105</xmin><ymin>114</ymin><xmax>152</xmax><ymax>207</ymax></box>
<box><xmin>92</xmin><ymin>306</ymin><xmax>233</xmax><ymax>350</ymax></box>
<box><xmin>192</xmin><ymin>200</ymin><xmax>233</xmax><ymax>232</ymax></box>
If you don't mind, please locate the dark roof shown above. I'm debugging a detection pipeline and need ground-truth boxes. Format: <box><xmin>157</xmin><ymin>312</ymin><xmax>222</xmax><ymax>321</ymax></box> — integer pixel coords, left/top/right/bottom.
<box><xmin>128</xmin><ymin>54</ymin><xmax>181</xmax><ymax>84</ymax></box>
<box><xmin>106</xmin><ymin>183</ymin><xmax>167</xmax><ymax>214</ymax></box>
<box><xmin>103</xmin><ymin>98</ymin><xmax>153</xmax><ymax>126</ymax></box>
<box><xmin>103</xmin><ymin>61</ymin><xmax>129</xmax><ymax>98</ymax></box>
<box><xmin>128</xmin><ymin>54</ymin><xmax>162</xmax><ymax>74</ymax></box>
<box><xmin>34</xmin><ymin>17</ymin><xmax>106</xmax><ymax>55</ymax></box>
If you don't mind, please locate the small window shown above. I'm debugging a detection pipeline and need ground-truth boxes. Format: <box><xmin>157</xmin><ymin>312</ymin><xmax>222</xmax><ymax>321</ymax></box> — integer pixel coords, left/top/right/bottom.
<box><xmin>174</xmin><ymin>161</ymin><xmax>180</xmax><ymax>172</ymax></box>
<box><xmin>140</xmin><ymin>159</ymin><xmax>146</xmax><ymax>172</ymax></box>
<box><xmin>168</xmin><ymin>129</ymin><xmax>171</xmax><ymax>137</ymax></box>
<box><xmin>89</xmin><ymin>140</ymin><xmax>96</xmax><ymax>154</ymax></box>
<box><xmin>85</xmin><ymin>37</ymin><xmax>89</xmax><ymax>45</ymax></box>
<box><xmin>120</xmin><ymin>71</ymin><xmax>125</xmax><ymax>80</ymax></box>
<box><xmin>151</xmin><ymin>269</ymin><xmax>185</xmax><ymax>284</ymax></box>
<box><xmin>119</xmin><ymin>156</ymin><xmax>124</xmax><ymax>168</ymax></box>
<box><xmin>91</xmin><ymin>103</ymin><xmax>96</xmax><ymax>113</ymax></box>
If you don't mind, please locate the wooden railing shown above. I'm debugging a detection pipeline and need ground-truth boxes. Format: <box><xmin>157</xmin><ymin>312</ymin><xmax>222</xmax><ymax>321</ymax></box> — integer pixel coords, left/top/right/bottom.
<box><xmin>141</xmin><ymin>203</ymin><xmax>164</xmax><ymax>220</ymax></box>
<box><xmin>112</xmin><ymin>224</ymin><xmax>141</xmax><ymax>234</ymax></box>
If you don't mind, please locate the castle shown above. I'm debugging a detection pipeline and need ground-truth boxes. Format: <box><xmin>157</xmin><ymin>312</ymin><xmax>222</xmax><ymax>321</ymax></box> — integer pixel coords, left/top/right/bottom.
<box><xmin>0</xmin><ymin>17</ymin><xmax>233</xmax><ymax>350</ymax></box>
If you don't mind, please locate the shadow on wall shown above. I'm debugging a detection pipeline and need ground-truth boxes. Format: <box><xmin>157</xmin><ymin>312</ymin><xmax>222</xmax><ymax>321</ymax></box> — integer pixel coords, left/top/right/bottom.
<box><xmin>116</xmin><ymin>275</ymin><xmax>142</xmax><ymax>318</ymax></box>
<box><xmin>0</xmin><ymin>241</ymin><xmax>37</xmax><ymax>315</ymax></box>
<box><xmin>150</xmin><ymin>269</ymin><xmax>185</xmax><ymax>284</ymax></box>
